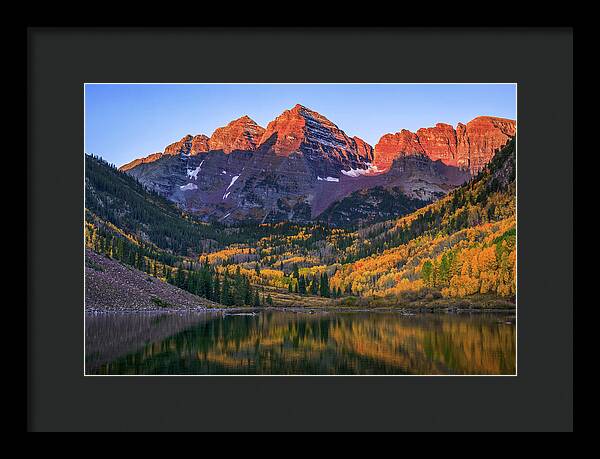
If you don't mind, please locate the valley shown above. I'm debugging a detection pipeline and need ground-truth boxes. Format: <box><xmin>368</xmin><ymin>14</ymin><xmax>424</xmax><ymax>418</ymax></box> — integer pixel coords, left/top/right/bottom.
<box><xmin>85</xmin><ymin>132</ymin><xmax>515</xmax><ymax>311</ymax></box>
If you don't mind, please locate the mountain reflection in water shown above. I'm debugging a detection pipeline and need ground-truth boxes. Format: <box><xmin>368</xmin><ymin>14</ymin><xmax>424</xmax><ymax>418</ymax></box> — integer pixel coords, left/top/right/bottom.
<box><xmin>86</xmin><ymin>310</ymin><xmax>515</xmax><ymax>375</ymax></box>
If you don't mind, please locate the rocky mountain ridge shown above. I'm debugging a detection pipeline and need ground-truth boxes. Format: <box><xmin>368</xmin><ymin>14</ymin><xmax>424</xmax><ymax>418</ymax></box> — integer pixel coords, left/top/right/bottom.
<box><xmin>373</xmin><ymin>116</ymin><xmax>516</xmax><ymax>175</ymax></box>
<box><xmin>117</xmin><ymin>105</ymin><xmax>514</xmax><ymax>225</ymax></box>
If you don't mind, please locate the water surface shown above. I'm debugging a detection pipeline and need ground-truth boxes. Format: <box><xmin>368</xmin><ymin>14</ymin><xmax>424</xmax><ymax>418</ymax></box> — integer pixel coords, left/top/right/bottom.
<box><xmin>86</xmin><ymin>310</ymin><xmax>515</xmax><ymax>375</ymax></box>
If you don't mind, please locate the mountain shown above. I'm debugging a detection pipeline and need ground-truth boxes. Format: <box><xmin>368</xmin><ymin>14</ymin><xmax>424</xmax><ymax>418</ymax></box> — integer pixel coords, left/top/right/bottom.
<box><xmin>164</xmin><ymin>134</ymin><xmax>210</xmax><ymax>156</ymax></box>
<box><xmin>86</xmin><ymin>154</ymin><xmax>354</xmax><ymax>261</ymax></box>
<box><xmin>373</xmin><ymin>116</ymin><xmax>516</xmax><ymax>175</ymax></box>
<box><xmin>258</xmin><ymin>104</ymin><xmax>371</xmax><ymax>167</ymax></box>
<box><xmin>347</xmin><ymin>137</ymin><xmax>516</xmax><ymax>260</ymax></box>
<box><xmin>85</xmin><ymin>136</ymin><xmax>516</xmax><ymax>309</ymax></box>
<box><xmin>119</xmin><ymin>105</ymin><xmax>514</xmax><ymax>225</ymax></box>
<box><xmin>119</xmin><ymin>116</ymin><xmax>263</xmax><ymax>172</ymax></box>
<box><xmin>317</xmin><ymin>153</ymin><xmax>470</xmax><ymax>227</ymax></box>
<box><xmin>318</xmin><ymin>186</ymin><xmax>429</xmax><ymax>228</ymax></box>
<box><xmin>208</xmin><ymin>115</ymin><xmax>265</xmax><ymax>152</ymax></box>
<box><xmin>330</xmin><ymin>138</ymin><xmax>516</xmax><ymax>303</ymax></box>
<box><xmin>85</xmin><ymin>155</ymin><xmax>279</xmax><ymax>309</ymax></box>
<box><xmin>86</xmin><ymin>154</ymin><xmax>219</xmax><ymax>257</ymax></box>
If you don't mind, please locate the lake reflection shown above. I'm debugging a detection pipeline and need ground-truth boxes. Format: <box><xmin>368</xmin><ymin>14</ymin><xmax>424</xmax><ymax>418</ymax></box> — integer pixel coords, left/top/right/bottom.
<box><xmin>86</xmin><ymin>310</ymin><xmax>516</xmax><ymax>375</ymax></box>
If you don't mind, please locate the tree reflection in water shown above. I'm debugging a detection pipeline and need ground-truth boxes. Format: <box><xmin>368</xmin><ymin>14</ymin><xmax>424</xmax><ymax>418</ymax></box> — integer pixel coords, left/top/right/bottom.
<box><xmin>86</xmin><ymin>311</ymin><xmax>516</xmax><ymax>375</ymax></box>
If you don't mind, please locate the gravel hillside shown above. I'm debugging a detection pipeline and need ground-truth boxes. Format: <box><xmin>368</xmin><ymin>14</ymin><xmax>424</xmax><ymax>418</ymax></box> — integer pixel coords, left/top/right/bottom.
<box><xmin>85</xmin><ymin>249</ymin><xmax>219</xmax><ymax>311</ymax></box>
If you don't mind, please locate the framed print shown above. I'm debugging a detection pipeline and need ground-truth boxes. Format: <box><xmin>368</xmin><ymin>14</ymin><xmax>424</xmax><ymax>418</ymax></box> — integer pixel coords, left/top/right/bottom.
<box><xmin>28</xmin><ymin>27</ymin><xmax>573</xmax><ymax>432</ymax></box>
<box><xmin>84</xmin><ymin>82</ymin><xmax>517</xmax><ymax>377</ymax></box>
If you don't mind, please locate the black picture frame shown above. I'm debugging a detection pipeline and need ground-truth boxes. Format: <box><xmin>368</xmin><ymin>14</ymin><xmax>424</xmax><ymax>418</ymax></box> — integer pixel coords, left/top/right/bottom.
<box><xmin>27</xmin><ymin>27</ymin><xmax>573</xmax><ymax>432</ymax></box>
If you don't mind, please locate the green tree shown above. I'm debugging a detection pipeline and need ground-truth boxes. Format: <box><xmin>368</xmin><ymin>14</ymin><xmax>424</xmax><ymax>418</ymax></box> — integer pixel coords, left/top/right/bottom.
<box><xmin>319</xmin><ymin>272</ymin><xmax>330</xmax><ymax>297</ymax></box>
<box><xmin>221</xmin><ymin>275</ymin><xmax>233</xmax><ymax>306</ymax></box>
<box><xmin>421</xmin><ymin>260</ymin><xmax>434</xmax><ymax>287</ymax></box>
<box><xmin>438</xmin><ymin>253</ymin><xmax>452</xmax><ymax>287</ymax></box>
<box><xmin>244</xmin><ymin>278</ymin><xmax>253</xmax><ymax>305</ymax></box>
<box><xmin>174</xmin><ymin>267</ymin><xmax>186</xmax><ymax>289</ymax></box>
<box><xmin>253</xmin><ymin>290</ymin><xmax>261</xmax><ymax>307</ymax></box>
<box><xmin>212</xmin><ymin>275</ymin><xmax>220</xmax><ymax>302</ymax></box>
<box><xmin>298</xmin><ymin>275</ymin><xmax>307</xmax><ymax>295</ymax></box>
<box><xmin>310</xmin><ymin>274</ymin><xmax>319</xmax><ymax>295</ymax></box>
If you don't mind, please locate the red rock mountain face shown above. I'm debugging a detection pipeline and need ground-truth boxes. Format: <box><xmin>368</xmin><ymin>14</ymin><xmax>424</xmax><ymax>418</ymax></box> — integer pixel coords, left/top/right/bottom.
<box><xmin>121</xmin><ymin>134</ymin><xmax>211</xmax><ymax>172</ymax></box>
<box><xmin>191</xmin><ymin>135</ymin><xmax>210</xmax><ymax>154</ymax></box>
<box><xmin>457</xmin><ymin>116</ymin><xmax>516</xmax><ymax>174</ymax></box>
<box><xmin>353</xmin><ymin>136</ymin><xmax>374</xmax><ymax>163</ymax></box>
<box><xmin>164</xmin><ymin>134</ymin><xmax>210</xmax><ymax>156</ymax></box>
<box><xmin>120</xmin><ymin>118</ymin><xmax>263</xmax><ymax>172</ymax></box>
<box><xmin>118</xmin><ymin>152</ymin><xmax>164</xmax><ymax>172</ymax></box>
<box><xmin>374</xmin><ymin>130</ymin><xmax>425</xmax><ymax>171</ymax></box>
<box><xmin>118</xmin><ymin>106</ymin><xmax>514</xmax><ymax>225</ymax></box>
<box><xmin>373</xmin><ymin>116</ymin><xmax>516</xmax><ymax>175</ymax></box>
<box><xmin>163</xmin><ymin>135</ymin><xmax>193</xmax><ymax>156</ymax></box>
<box><xmin>208</xmin><ymin>115</ymin><xmax>265</xmax><ymax>153</ymax></box>
<box><xmin>416</xmin><ymin>123</ymin><xmax>458</xmax><ymax>166</ymax></box>
<box><xmin>258</xmin><ymin>104</ymin><xmax>371</xmax><ymax>166</ymax></box>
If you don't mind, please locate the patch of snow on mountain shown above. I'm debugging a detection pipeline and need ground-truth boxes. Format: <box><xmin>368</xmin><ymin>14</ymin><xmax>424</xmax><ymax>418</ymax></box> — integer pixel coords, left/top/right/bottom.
<box><xmin>225</xmin><ymin>175</ymin><xmax>240</xmax><ymax>191</ymax></box>
<box><xmin>222</xmin><ymin>175</ymin><xmax>240</xmax><ymax>199</ymax></box>
<box><xmin>317</xmin><ymin>176</ymin><xmax>339</xmax><ymax>182</ymax></box>
<box><xmin>186</xmin><ymin>160</ymin><xmax>204</xmax><ymax>180</ymax></box>
<box><xmin>341</xmin><ymin>163</ymin><xmax>379</xmax><ymax>177</ymax></box>
<box><xmin>180</xmin><ymin>183</ymin><xmax>198</xmax><ymax>191</ymax></box>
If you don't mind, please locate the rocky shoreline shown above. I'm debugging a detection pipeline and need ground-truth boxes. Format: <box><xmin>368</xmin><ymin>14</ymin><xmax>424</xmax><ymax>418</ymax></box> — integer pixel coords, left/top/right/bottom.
<box><xmin>86</xmin><ymin>304</ymin><xmax>516</xmax><ymax>316</ymax></box>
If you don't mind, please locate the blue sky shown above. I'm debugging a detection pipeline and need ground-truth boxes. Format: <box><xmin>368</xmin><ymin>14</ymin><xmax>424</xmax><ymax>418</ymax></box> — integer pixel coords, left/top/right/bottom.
<box><xmin>85</xmin><ymin>84</ymin><xmax>516</xmax><ymax>167</ymax></box>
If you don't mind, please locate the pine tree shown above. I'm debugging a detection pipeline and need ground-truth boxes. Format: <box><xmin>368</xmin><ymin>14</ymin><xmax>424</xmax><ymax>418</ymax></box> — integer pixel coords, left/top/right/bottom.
<box><xmin>319</xmin><ymin>272</ymin><xmax>330</xmax><ymax>297</ymax></box>
<box><xmin>174</xmin><ymin>267</ymin><xmax>186</xmax><ymax>289</ymax></box>
<box><xmin>221</xmin><ymin>275</ymin><xmax>232</xmax><ymax>306</ymax></box>
<box><xmin>439</xmin><ymin>254</ymin><xmax>451</xmax><ymax>287</ymax></box>
<box><xmin>253</xmin><ymin>290</ymin><xmax>261</xmax><ymax>307</ymax></box>
<box><xmin>298</xmin><ymin>275</ymin><xmax>307</xmax><ymax>295</ymax></box>
<box><xmin>310</xmin><ymin>274</ymin><xmax>319</xmax><ymax>295</ymax></box>
<box><xmin>212</xmin><ymin>275</ymin><xmax>220</xmax><ymax>302</ymax></box>
<box><xmin>244</xmin><ymin>278</ymin><xmax>253</xmax><ymax>305</ymax></box>
<box><xmin>421</xmin><ymin>260</ymin><xmax>434</xmax><ymax>287</ymax></box>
